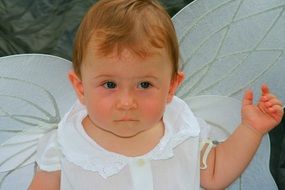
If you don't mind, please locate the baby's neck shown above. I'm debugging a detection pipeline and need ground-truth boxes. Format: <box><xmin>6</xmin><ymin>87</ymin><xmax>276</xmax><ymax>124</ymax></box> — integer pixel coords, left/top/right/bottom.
<box><xmin>82</xmin><ymin>117</ymin><xmax>165</xmax><ymax>157</ymax></box>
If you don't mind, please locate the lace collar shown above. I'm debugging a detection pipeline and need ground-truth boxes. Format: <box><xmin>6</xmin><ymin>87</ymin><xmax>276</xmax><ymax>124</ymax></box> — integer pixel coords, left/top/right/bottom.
<box><xmin>57</xmin><ymin>96</ymin><xmax>200</xmax><ymax>178</ymax></box>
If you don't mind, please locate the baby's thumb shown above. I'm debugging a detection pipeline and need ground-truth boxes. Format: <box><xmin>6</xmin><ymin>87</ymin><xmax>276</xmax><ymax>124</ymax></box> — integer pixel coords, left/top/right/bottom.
<box><xmin>242</xmin><ymin>89</ymin><xmax>253</xmax><ymax>107</ymax></box>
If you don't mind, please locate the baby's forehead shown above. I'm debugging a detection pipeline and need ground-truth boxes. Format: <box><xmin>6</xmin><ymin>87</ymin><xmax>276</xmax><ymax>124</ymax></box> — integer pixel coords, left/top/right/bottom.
<box><xmin>82</xmin><ymin>43</ymin><xmax>175</xmax><ymax>79</ymax></box>
<box><xmin>108</xmin><ymin>48</ymin><xmax>165</xmax><ymax>60</ymax></box>
<box><xmin>87</xmin><ymin>41</ymin><xmax>168</xmax><ymax>61</ymax></box>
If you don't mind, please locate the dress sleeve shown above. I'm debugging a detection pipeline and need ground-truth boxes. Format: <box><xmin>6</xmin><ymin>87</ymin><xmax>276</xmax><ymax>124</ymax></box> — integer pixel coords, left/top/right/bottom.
<box><xmin>197</xmin><ymin>117</ymin><xmax>218</xmax><ymax>170</ymax></box>
<box><xmin>197</xmin><ymin>117</ymin><xmax>211</xmax><ymax>140</ymax></box>
<box><xmin>35</xmin><ymin>129</ymin><xmax>62</xmax><ymax>171</ymax></box>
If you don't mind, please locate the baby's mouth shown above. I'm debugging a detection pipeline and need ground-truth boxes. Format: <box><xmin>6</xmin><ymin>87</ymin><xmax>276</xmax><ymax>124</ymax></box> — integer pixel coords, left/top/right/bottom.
<box><xmin>114</xmin><ymin>119</ymin><xmax>138</xmax><ymax>122</ymax></box>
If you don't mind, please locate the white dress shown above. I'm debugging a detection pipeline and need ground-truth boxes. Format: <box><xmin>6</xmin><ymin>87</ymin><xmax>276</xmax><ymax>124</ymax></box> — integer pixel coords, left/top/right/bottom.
<box><xmin>36</xmin><ymin>96</ymin><xmax>211</xmax><ymax>190</ymax></box>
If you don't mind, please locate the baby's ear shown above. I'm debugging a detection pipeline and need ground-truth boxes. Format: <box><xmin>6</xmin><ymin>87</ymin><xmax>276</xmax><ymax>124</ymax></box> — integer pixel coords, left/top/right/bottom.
<box><xmin>167</xmin><ymin>71</ymin><xmax>184</xmax><ymax>103</ymax></box>
<box><xmin>68</xmin><ymin>71</ymin><xmax>85</xmax><ymax>104</ymax></box>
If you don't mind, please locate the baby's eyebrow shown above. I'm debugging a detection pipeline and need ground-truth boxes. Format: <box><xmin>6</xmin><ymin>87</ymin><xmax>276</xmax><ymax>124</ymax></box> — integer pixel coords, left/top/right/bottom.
<box><xmin>135</xmin><ymin>75</ymin><xmax>160</xmax><ymax>81</ymax></box>
<box><xmin>93</xmin><ymin>74</ymin><xmax>159</xmax><ymax>80</ymax></box>
<box><xmin>93</xmin><ymin>74</ymin><xmax>114</xmax><ymax>79</ymax></box>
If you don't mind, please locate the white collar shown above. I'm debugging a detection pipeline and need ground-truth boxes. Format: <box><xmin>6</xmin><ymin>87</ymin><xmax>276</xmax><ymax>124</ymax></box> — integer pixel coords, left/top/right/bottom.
<box><xmin>57</xmin><ymin>96</ymin><xmax>200</xmax><ymax>178</ymax></box>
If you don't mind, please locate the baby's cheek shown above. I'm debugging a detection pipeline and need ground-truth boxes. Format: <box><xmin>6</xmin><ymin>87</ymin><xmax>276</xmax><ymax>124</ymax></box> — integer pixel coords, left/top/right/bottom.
<box><xmin>142</xmin><ymin>100</ymin><xmax>166</xmax><ymax>121</ymax></box>
<box><xmin>87</xmin><ymin>100</ymin><xmax>112</xmax><ymax>120</ymax></box>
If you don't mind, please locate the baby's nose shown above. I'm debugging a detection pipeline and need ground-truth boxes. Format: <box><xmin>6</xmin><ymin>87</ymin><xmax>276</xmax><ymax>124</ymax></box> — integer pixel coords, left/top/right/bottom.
<box><xmin>116</xmin><ymin>91</ymin><xmax>138</xmax><ymax>110</ymax></box>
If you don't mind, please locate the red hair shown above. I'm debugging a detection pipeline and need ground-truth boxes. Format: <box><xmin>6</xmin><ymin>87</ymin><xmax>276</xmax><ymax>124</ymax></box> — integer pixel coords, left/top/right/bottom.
<box><xmin>73</xmin><ymin>0</ymin><xmax>179</xmax><ymax>79</ymax></box>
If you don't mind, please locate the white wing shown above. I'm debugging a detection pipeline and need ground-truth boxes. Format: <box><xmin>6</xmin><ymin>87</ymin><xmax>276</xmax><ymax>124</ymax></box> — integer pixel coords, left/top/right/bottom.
<box><xmin>0</xmin><ymin>54</ymin><xmax>75</xmax><ymax>190</ymax></box>
<box><xmin>172</xmin><ymin>0</ymin><xmax>284</xmax><ymax>189</ymax></box>
<box><xmin>173</xmin><ymin>0</ymin><xmax>285</xmax><ymax>103</ymax></box>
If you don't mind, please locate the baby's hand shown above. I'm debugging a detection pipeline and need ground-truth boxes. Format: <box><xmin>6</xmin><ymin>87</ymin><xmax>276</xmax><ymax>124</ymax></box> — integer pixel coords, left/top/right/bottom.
<box><xmin>241</xmin><ymin>84</ymin><xmax>284</xmax><ymax>135</ymax></box>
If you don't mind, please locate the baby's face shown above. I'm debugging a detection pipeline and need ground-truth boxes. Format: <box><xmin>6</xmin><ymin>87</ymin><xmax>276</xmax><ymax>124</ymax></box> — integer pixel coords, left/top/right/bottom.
<box><xmin>75</xmin><ymin>47</ymin><xmax>178</xmax><ymax>138</ymax></box>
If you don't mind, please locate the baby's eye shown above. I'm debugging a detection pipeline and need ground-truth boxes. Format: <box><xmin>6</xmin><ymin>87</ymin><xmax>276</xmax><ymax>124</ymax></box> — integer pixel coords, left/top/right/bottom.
<box><xmin>103</xmin><ymin>81</ymin><xmax>117</xmax><ymax>89</ymax></box>
<box><xmin>138</xmin><ymin>81</ymin><xmax>152</xmax><ymax>89</ymax></box>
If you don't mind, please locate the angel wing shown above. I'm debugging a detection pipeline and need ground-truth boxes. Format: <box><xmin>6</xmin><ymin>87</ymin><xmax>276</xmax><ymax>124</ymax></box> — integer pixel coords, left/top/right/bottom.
<box><xmin>174</xmin><ymin>0</ymin><xmax>285</xmax><ymax>102</ymax></box>
<box><xmin>0</xmin><ymin>54</ymin><xmax>75</xmax><ymax>190</ymax></box>
<box><xmin>172</xmin><ymin>0</ymin><xmax>285</xmax><ymax>189</ymax></box>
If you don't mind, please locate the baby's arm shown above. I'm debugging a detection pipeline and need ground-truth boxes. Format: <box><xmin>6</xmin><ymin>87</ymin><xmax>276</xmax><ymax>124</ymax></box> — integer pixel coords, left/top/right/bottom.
<box><xmin>29</xmin><ymin>169</ymin><xmax>60</xmax><ymax>190</ymax></box>
<box><xmin>200</xmin><ymin>84</ymin><xmax>284</xmax><ymax>189</ymax></box>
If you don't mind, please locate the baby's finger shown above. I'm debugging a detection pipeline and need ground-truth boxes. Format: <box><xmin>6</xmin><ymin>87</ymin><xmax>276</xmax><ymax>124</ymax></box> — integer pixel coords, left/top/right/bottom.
<box><xmin>242</xmin><ymin>89</ymin><xmax>253</xmax><ymax>106</ymax></box>
<box><xmin>260</xmin><ymin>94</ymin><xmax>281</xmax><ymax>105</ymax></box>
<box><xmin>265</xmin><ymin>102</ymin><xmax>283</xmax><ymax>111</ymax></box>
<box><xmin>261</xmin><ymin>84</ymin><xmax>270</xmax><ymax>95</ymax></box>
<box><xmin>261</xmin><ymin>93</ymin><xmax>276</xmax><ymax>100</ymax></box>
<box><xmin>264</xmin><ymin>98</ymin><xmax>283</xmax><ymax>107</ymax></box>
<box><xmin>267</xmin><ymin>105</ymin><xmax>284</xmax><ymax>122</ymax></box>
<box><xmin>270</xmin><ymin>104</ymin><xmax>284</xmax><ymax>111</ymax></box>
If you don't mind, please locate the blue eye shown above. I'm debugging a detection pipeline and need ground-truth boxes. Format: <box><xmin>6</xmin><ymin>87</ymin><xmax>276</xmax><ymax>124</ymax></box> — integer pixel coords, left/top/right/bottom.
<box><xmin>138</xmin><ymin>81</ymin><xmax>152</xmax><ymax>89</ymax></box>
<box><xmin>103</xmin><ymin>81</ymin><xmax>117</xmax><ymax>89</ymax></box>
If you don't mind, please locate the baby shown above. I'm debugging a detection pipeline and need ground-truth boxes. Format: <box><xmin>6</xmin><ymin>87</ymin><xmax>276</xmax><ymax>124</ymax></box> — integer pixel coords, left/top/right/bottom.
<box><xmin>29</xmin><ymin>0</ymin><xmax>284</xmax><ymax>189</ymax></box>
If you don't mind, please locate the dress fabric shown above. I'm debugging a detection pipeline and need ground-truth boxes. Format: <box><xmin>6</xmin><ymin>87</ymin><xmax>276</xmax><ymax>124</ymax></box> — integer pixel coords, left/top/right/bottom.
<box><xmin>36</xmin><ymin>96</ymin><xmax>210</xmax><ymax>190</ymax></box>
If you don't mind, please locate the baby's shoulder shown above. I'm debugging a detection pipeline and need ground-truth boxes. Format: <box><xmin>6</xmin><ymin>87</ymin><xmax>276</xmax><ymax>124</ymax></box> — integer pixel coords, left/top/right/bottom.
<box><xmin>36</xmin><ymin>129</ymin><xmax>62</xmax><ymax>171</ymax></box>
